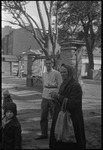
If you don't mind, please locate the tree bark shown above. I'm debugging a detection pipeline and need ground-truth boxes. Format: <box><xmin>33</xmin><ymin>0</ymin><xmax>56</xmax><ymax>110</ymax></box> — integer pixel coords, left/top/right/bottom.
<box><xmin>87</xmin><ymin>46</ymin><xmax>94</xmax><ymax>79</ymax></box>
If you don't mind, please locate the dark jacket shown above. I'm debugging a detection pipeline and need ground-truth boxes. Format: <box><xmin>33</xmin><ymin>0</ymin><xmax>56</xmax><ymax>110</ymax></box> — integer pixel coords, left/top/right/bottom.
<box><xmin>2</xmin><ymin>116</ymin><xmax>22</xmax><ymax>149</ymax></box>
<box><xmin>49</xmin><ymin>78</ymin><xmax>86</xmax><ymax>149</ymax></box>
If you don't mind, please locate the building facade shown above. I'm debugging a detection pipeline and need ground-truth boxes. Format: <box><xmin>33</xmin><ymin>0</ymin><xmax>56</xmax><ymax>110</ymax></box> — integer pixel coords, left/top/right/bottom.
<box><xmin>2</xmin><ymin>26</ymin><xmax>101</xmax><ymax>80</ymax></box>
<box><xmin>2</xmin><ymin>55</ymin><xmax>18</xmax><ymax>76</ymax></box>
<box><xmin>82</xmin><ymin>47</ymin><xmax>101</xmax><ymax>79</ymax></box>
<box><xmin>2</xmin><ymin>26</ymin><xmax>42</xmax><ymax>76</ymax></box>
<box><xmin>2</xmin><ymin>26</ymin><xmax>41</xmax><ymax>56</ymax></box>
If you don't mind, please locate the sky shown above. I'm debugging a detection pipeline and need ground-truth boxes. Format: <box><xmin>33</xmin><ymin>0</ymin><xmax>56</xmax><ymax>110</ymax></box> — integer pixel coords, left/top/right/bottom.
<box><xmin>2</xmin><ymin>1</ymin><xmax>49</xmax><ymax>29</ymax></box>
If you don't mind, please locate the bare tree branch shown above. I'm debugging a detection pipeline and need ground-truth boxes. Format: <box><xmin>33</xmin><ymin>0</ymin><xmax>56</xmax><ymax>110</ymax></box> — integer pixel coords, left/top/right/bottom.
<box><xmin>43</xmin><ymin>1</ymin><xmax>53</xmax><ymax>46</ymax></box>
<box><xmin>38</xmin><ymin>37</ymin><xmax>45</xmax><ymax>45</ymax></box>
<box><xmin>3</xmin><ymin>19</ymin><xmax>34</xmax><ymax>36</ymax></box>
<box><xmin>36</xmin><ymin>1</ymin><xmax>47</xmax><ymax>37</ymax></box>
<box><xmin>18</xmin><ymin>1</ymin><xmax>44</xmax><ymax>39</ymax></box>
<box><xmin>2</xmin><ymin>1</ymin><xmax>58</xmax><ymax>56</ymax></box>
<box><xmin>26</xmin><ymin>13</ymin><xmax>45</xmax><ymax>40</ymax></box>
<box><xmin>14</xmin><ymin>5</ymin><xmax>47</xmax><ymax>55</ymax></box>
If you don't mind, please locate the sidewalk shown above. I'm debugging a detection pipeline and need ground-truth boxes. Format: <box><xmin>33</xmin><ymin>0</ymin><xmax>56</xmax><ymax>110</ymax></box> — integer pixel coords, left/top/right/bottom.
<box><xmin>2</xmin><ymin>77</ymin><xmax>101</xmax><ymax>149</ymax></box>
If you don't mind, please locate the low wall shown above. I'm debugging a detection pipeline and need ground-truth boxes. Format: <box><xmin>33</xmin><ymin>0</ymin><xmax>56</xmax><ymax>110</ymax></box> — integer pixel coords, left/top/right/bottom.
<box><xmin>26</xmin><ymin>76</ymin><xmax>43</xmax><ymax>89</ymax></box>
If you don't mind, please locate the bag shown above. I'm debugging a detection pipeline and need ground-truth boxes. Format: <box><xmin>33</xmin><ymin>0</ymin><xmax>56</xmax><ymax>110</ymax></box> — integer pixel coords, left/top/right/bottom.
<box><xmin>54</xmin><ymin>99</ymin><xmax>76</xmax><ymax>143</ymax></box>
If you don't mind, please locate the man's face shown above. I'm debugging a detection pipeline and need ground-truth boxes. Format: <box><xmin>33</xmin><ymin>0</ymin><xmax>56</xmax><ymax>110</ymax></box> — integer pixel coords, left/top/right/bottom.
<box><xmin>45</xmin><ymin>59</ymin><xmax>52</xmax><ymax>71</ymax></box>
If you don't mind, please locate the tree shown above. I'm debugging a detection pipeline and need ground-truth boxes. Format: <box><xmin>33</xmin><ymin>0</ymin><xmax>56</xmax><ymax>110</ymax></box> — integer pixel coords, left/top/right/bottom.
<box><xmin>2</xmin><ymin>1</ymin><xmax>60</xmax><ymax>58</ymax></box>
<box><xmin>56</xmin><ymin>1</ymin><xmax>101</xmax><ymax>78</ymax></box>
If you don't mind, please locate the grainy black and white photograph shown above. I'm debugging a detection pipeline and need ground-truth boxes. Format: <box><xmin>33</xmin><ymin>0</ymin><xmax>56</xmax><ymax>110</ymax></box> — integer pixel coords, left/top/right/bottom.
<box><xmin>1</xmin><ymin>1</ymin><xmax>101</xmax><ymax>149</ymax></box>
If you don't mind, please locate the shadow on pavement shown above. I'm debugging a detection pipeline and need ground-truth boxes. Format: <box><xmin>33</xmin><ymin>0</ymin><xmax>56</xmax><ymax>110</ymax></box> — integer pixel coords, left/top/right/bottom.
<box><xmin>18</xmin><ymin>109</ymin><xmax>50</xmax><ymax>149</ymax></box>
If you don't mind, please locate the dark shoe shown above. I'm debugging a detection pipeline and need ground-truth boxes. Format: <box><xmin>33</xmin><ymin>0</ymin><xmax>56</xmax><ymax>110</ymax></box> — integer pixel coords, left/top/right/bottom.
<box><xmin>35</xmin><ymin>135</ymin><xmax>48</xmax><ymax>140</ymax></box>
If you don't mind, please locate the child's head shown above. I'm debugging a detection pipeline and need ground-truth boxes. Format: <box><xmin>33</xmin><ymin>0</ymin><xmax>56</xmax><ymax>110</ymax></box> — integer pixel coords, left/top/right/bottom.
<box><xmin>4</xmin><ymin>102</ymin><xmax>17</xmax><ymax>119</ymax></box>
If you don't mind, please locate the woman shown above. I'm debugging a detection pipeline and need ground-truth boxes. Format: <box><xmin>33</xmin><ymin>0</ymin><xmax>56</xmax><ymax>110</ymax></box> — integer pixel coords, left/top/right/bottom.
<box><xmin>49</xmin><ymin>64</ymin><xmax>86</xmax><ymax>149</ymax></box>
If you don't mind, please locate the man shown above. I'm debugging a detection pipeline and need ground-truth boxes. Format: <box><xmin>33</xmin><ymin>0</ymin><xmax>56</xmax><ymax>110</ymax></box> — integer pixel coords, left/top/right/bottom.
<box><xmin>35</xmin><ymin>58</ymin><xmax>62</xmax><ymax>140</ymax></box>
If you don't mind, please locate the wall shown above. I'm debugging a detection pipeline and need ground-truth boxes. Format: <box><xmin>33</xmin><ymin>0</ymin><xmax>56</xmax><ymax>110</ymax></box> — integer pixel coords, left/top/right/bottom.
<box><xmin>13</xmin><ymin>27</ymin><xmax>41</xmax><ymax>56</ymax></box>
<box><xmin>2</xmin><ymin>26</ymin><xmax>13</xmax><ymax>39</ymax></box>
<box><xmin>2</xmin><ymin>35</ymin><xmax>8</xmax><ymax>55</ymax></box>
<box><xmin>82</xmin><ymin>54</ymin><xmax>101</xmax><ymax>77</ymax></box>
<box><xmin>8</xmin><ymin>31</ymin><xmax>13</xmax><ymax>55</ymax></box>
<box><xmin>2</xmin><ymin>55</ymin><xmax>18</xmax><ymax>76</ymax></box>
<box><xmin>2</xmin><ymin>62</ymin><xmax>10</xmax><ymax>75</ymax></box>
<box><xmin>23</xmin><ymin>55</ymin><xmax>27</xmax><ymax>75</ymax></box>
<box><xmin>2</xmin><ymin>27</ymin><xmax>41</xmax><ymax>56</ymax></box>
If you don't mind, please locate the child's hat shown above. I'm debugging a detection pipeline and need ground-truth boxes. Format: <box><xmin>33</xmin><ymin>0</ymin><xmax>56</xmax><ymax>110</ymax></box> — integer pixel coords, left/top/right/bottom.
<box><xmin>4</xmin><ymin>102</ymin><xmax>17</xmax><ymax>116</ymax></box>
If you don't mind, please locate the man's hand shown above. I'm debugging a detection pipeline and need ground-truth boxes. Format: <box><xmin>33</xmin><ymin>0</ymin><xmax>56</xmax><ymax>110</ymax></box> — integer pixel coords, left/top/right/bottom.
<box><xmin>50</xmin><ymin>91</ymin><xmax>59</xmax><ymax>99</ymax></box>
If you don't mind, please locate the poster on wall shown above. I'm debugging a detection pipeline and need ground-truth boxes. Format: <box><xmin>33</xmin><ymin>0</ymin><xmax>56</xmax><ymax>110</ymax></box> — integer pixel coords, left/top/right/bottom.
<box><xmin>32</xmin><ymin>59</ymin><xmax>45</xmax><ymax>77</ymax></box>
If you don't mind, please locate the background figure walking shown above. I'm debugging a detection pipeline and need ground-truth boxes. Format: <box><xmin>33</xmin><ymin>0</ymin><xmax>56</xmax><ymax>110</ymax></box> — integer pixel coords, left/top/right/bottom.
<box><xmin>2</xmin><ymin>89</ymin><xmax>13</xmax><ymax>117</ymax></box>
<box><xmin>35</xmin><ymin>57</ymin><xmax>62</xmax><ymax>140</ymax></box>
<box><xmin>19</xmin><ymin>65</ymin><xmax>23</xmax><ymax>78</ymax></box>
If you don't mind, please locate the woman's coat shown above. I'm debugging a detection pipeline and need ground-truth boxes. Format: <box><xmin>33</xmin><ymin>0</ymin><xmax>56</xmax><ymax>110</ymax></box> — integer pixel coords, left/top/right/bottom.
<box><xmin>49</xmin><ymin>77</ymin><xmax>86</xmax><ymax>149</ymax></box>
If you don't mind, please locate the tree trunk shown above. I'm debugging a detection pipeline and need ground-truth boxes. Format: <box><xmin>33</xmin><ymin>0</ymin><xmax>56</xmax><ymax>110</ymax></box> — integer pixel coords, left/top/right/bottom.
<box><xmin>84</xmin><ymin>32</ymin><xmax>94</xmax><ymax>79</ymax></box>
<box><xmin>87</xmin><ymin>49</ymin><xmax>94</xmax><ymax>79</ymax></box>
<box><xmin>44</xmin><ymin>35</ymin><xmax>49</xmax><ymax>55</ymax></box>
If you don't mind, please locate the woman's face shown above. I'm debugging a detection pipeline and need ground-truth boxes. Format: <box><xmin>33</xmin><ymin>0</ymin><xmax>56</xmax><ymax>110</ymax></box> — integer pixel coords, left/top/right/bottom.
<box><xmin>60</xmin><ymin>66</ymin><xmax>68</xmax><ymax>81</ymax></box>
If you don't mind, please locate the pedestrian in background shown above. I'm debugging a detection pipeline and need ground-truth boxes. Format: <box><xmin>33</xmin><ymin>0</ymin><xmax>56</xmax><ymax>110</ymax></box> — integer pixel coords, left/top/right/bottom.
<box><xmin>2</xmin><ymin>89</ymin><xmax>13</xmax><ymax>111</ymax></box>
<box><xmin>1</xmin><ymin>102</ymin><xmax>22</xmax><ymax>149</ymax></box>
<box><xmin>35</xmin><ymin>57</ymin><xmax>62</xmax><ymax>140</ymax></box>
<box><xmin>19</xmin><ymin>65</ymin><xmax>23</xmax><ymax>78</ymax></box>
<box><xmin>49</xmin><ymin>64</ymin><xmax>86</xmax><ymax>149</ymax></box>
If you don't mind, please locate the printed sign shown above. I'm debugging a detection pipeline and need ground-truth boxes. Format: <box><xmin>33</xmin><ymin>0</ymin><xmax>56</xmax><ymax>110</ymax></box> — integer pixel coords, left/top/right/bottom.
<box><xmin>32</xmin><ymin>59</ymin><xmax>44</xmax><ymax>76</ymax></box>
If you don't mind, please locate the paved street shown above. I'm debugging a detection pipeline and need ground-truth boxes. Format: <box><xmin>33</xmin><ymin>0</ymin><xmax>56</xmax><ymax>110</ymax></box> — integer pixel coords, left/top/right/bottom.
<box><xmin>2</xmin><ymin>76</ymin><xmax>101</xmax><ymax>111</ymax></box>
<box><xmin>2</xmin><ymin>76</ymin><xmax>101</xmax><ymax>149</ymax></box>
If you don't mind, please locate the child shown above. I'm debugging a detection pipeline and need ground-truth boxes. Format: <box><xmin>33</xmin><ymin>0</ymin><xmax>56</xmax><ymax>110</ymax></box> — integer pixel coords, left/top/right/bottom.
<box><xmin>2</xmin><ymin>102</ymin><xmax>22</xmax><ymax>149</ymax></box>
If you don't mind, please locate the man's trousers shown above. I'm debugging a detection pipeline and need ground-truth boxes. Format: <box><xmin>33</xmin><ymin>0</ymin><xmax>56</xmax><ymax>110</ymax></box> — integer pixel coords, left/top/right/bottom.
<box><xmin>40</xmin><ymin>98</ymin><xmax>55</xmax><ymax>136</ymax></box>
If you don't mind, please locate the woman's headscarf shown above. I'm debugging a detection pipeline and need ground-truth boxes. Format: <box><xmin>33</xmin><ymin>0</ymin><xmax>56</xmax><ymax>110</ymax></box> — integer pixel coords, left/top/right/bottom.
<box><xmin>59</xmin><ymin>64</ymin><xmax>75</xmax><ymax>94</ymax></box>
<box><xmin>61</xmin><ymin>64</ymin><xmax>75</xmax><ymax>82</ymax></box>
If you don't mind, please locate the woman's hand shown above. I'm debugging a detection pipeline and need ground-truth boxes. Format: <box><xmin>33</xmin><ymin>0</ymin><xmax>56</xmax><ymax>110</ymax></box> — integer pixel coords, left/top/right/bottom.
<box><xmin>50</xmin><ymin>91</ymin><xmax>59</xmax><ymax>99</ymax></box>
<box><xmin>63</xmin><ymin>97</ymin><xmax>68</xmax><ymax>102</ymax></box>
